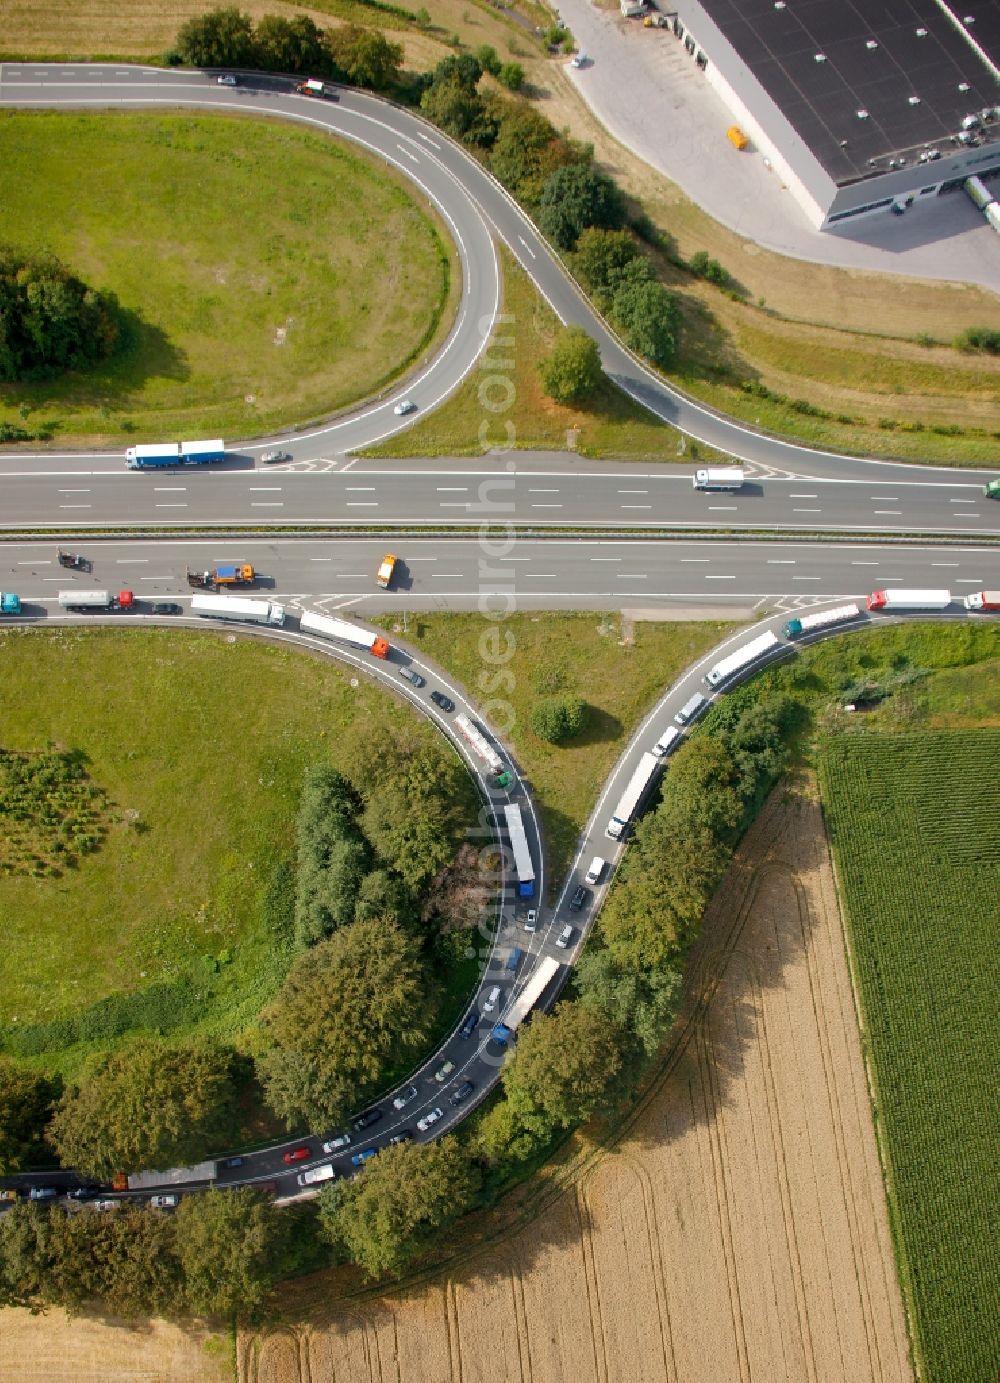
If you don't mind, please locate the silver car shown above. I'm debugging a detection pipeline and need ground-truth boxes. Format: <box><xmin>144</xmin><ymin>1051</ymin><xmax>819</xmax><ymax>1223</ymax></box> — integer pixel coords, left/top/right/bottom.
<box><xmin>417</xmin><ymin>1106</ymin><xmax>443</xmax><ymax>1132</ymax></box>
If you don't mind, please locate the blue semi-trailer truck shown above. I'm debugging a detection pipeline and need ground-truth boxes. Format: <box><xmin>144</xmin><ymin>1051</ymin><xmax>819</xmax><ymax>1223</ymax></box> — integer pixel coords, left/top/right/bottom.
<box><xmin>126</xmin><ymin>439</ymin><xmax>225</xmax><ymax>470</ymax></box>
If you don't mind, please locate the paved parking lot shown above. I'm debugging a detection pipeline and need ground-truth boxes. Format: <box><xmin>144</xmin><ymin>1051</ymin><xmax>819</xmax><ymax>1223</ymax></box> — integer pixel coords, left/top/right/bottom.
<box><xmin>557</xmin><ymin>0</ymin><xmax>1000</xmax><ymax>291</ymax></box>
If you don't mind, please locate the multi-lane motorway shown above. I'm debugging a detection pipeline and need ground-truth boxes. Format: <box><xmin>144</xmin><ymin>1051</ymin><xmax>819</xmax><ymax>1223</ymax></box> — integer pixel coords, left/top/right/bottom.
<box><xmin>1</xmin><ymin>455</ymin><xmax>999</xmax><ymax>537</ymax></box>
<box><xmin>1</xmin><ymin>61</ymin><xmax>998</xmax><ymax>1206</ymax></box>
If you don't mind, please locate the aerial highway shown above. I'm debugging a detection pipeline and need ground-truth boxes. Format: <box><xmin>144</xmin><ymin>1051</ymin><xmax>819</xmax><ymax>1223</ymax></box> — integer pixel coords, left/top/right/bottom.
<box><xmin>1</xmin><ymin>455</ymin><xmax>999</xmax><ymax>538</ymax></box>
<box><xmin>1</xmin><ymin>62</ymin><xmax>998</xmax><ymax>1208</ymax></box>
<box><xmin>1</xmin><ymin>62</ymin><xmax>997</xmax><ymax>489</ymax></box>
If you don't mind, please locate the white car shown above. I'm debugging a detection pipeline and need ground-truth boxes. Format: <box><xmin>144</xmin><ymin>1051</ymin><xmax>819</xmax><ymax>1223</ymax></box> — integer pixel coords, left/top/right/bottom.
<box><xmin>394</xmin><ymin>400</ymin><xmax>417</xmax><ymax>416</ymax></box>
<box><xmin>261</xmin><ymin>448</ymin><xmax>290</xmax><ymax>464</ymax></box>
<box><xmin>569</xmin><ymin>52</ymin><xmax>587</xmax><ymax>68</ymax></box>
<box><xmin>483</xmin><ymin>984</ymin><xmax>502</xmax><ymax>1014</ymax></box>
<box><xmin>322</xmin><ymin>1133</ymin><xmax>351</xmax><ymax>1153</ymax></box>
<box><xmin>434</xmin><ymin>1059</ymin><xmax>455</xmax><ymax>1083</ymax></box>
<box><xmin>556</xmin><ymin>924</ymin><xmax>574</xmax><ymax>949</ymax></box>
<box><xmin>217</xmin><ymin>74</ymin><xmax>238</xmax><ymax>86</ymax></box>
<box><xmin>149</xmin><ymin>1194</ymin><xmax>178</xmax><ymax>1210</ymax></box>
<box><xmin>524</xmin><ymin>908</ymin><xmax>537</xmax><ymax>932</ymax></box>
<box><xmin>417</xmin><ymin>1106</ymin><xmax>444</xmax><ymax>1133</ymax></box>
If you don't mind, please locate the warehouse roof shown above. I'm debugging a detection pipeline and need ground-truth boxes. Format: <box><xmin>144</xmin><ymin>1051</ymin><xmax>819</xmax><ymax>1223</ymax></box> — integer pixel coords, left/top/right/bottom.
<box><xmin>693</xmin><ymin>0</ymin><xmax>1000</xmax><ymax>183</ymax></box>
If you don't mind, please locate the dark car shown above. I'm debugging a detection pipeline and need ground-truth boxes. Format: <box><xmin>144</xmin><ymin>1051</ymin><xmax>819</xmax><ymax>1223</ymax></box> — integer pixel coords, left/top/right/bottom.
<box><xmin>352</xmin><ymin>1108</ymin><xmax>383</xmax><ymax>1133</ymax></box>
<box><xmin>283</xmin><ymin>1146</ymin><xmax>311</xmax><ymax>1164</ymax></box>
<box><xmin>450</xmin><ymin>1080</ymin><xmax>474</xmax><ymax>1107</ymax></box>
<box><xmin>151</xmin><ymin>602</ymin><xmax>181</xmax><ymax>615</ymax></box>
<box><xmin>389</xmin><ymin>1131</ymin><xmax>414</xmax><ymax>1146</ymax></box>
<box><xmin>458</xmin><ymin>1009</ymin><xmax>479</xmax><ymax>1040</ymax></box>
<box><xmin>220</xmin><ymin>1156</ymin><xmax>245</xmax><ymax>1170</ymax></box>
<box><xmin>430</xmin><ymin>690</ymin><xmax>455</xmax><ymax>713</ymax></box>
<box><xmin>399</xmin><ymin>667</ymin><xmax>426</xmax><ymax>688</ymax></box>
<box><xmin>568</xmin><ymin>885</ymin><xmax>590</xmax><ymax>912</ymax></box>
<box><xmin>66</xmin><ymin>1184</ymin><xmax>101</xmax><ymax>1201</ymax></box>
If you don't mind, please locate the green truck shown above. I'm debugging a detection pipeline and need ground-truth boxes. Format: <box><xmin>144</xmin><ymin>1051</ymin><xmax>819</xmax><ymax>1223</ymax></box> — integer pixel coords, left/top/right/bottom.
<box><xmin>1</xmin><ymin>593</ymin><xmax>22</xmax><ymax>616</ymax></box>
<box><xmin>985</xmin><ymin>479</ymin><xmax>1000</xmax><ymax>499</ymax></box>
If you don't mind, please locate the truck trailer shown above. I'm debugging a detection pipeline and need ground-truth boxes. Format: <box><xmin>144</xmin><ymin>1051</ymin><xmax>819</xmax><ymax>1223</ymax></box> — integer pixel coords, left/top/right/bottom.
<box><xmin>57</xmin><ymin>590</ymin><xmax>134</xmax><ymax>611</ymax></box>
<box><xmin>606</xmin><ymin>751</ymin><xmax>662</xmax><ymax>840</ymax></box>
<box><xmin>963</xmin><ymin>590</ymin><xmax>1000</xmax><ymax>612</ymax></box>
<box><xmin>783</xmin><ymin>603</ymin><xmax>862</xmax><ymax>638</ymax></box>
<box><xmin>454</xmin><ymin>713</ymin><xmax>504</xmax><ymax>774</ymax></box>
<box><xmin>126</xmin><ymin>439</ymin><xmax>225</xmax><ymax>470</ymax></box>
<box><xmin>503</xmin><ymin>803</ymin><xmax>535</xmax><ymax>897</ymax></box>
<box><xmin>299</xmin><ymin>610</ymin><xmax>390</xmax><ymax>657</ymax></box>
<box><xmin>704</xmin><ymin>629</ymin><xmax>781</xmax><ymax>688</ymax></box>
<box><xmin>866</xmin><ymin>589</ymin><xmax>951</xmax><ymax>612</ymax></box>
<box><xmin>693</xmin><ymin>467</ymin><xmax>744</xmax><ymax>491</ymax></box>
<box><xmin>191</xmin><ymin>593</ymin><xmax>285</xmax><ymax>626</ymax></box>
<box><xmin>491</xmin><ymin>956</ymin><xmax>561</xmax><ymax>1044</ymax></box>
<box><xmin>1</xmin><ymin>593</ymin><xmax>22</xmax><ymax>616</ymax></box>
<box><xmin>127</xmin><ymin>1160</ymin><xmax>218</xmax><ymax>1192</ymax></box>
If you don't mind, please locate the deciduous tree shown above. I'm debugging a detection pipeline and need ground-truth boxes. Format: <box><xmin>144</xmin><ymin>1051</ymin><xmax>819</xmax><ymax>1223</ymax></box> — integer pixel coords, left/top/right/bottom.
<box><xmin>176</xmin><ymin>6</ymin><xmax>257</xmax><ymax>67</ymax></box>
<box><xmin>48</xmin><ymin>1039</ymin><xmax>237</xmax><ymax>1179</ymax></box>
<box><xmin>538</xmin><ymin>164</ymin><xmax>626</xmax><ymax>250</ymax></box>
<box><xmin>538</xmin><ymin>326</ymin><xmax>602</xmax><ymax>405</ymax></box>
<box><xmin>501</xmin><ymin>1001</ymin><xmax>623</xmax><ymax>1139</ymax></box>
<box><xmin>175</xmin><ymin>1187</ymin><xmax>288</xmax><ymax>1317</ymax></box>
<box><xmin>0</xmin><ymin>1060</ymin><xmax>59</xmax><ymax>1174</ymax></box>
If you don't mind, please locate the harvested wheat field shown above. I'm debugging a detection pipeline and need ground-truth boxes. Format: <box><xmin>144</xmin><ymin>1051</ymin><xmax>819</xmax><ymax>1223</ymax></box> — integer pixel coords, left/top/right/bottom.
<box><xmin>0</xmin><ymin>1306</ymin><xmax>230</xmax><ymax>1382</ymax></box>
<box><xmin>240</xmin><ymin>777</ymin><xmax>913</xmax><ymax>1383</ymax></box>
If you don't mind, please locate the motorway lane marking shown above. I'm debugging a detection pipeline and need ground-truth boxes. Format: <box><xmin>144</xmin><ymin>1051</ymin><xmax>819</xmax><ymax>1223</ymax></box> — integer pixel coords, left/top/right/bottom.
<box><xmin>950</xmin><ymin>498</ymin><xmax>978</xmax><ymax>503</ymax></box>
<box><xmin>438</xmin><ymin>502</ymin><xmax>470</xmax><ymax>507</ymax></box>
<box><xmin>617</xmin><ymin>489</ymin><xmax>649</xmax><ymax>494</ymax></box>
<box><xmin>531</xmin><ymin>503</ymin><xmax>562</xmax><ymax>508</ymax></box>
<box><xmin>59</xmin><ymin>504</ymin><xmax>91</xmax><ymax>509</ymax></box>
<box><xmin>621</xmin><ymin>504</ymin><xmax>652</xmax><ymax>510</ymax></box>
<box><xmin>309</xmin><ymin>557</ymin><xmax>334</xmax><ymax>561</ymax></box>
<box><xmin>529</xmin><ymin>488</ymin><xmax>560</xmax><ymax>492</ymax></box>
<box><xmin>346</xmin><ymin>502</ymin><xmax>378</xmax><ymax>507</ymax></box>
<box><xmin>417</xmin><ymin>131</ymin><xmax>441</xmax><ymax>148</ymax></box>
<box><xmin>705</xmin><ymin>574</ymin><xmax>736</xmax><ymax>579</ymax></box>
<box><xmin>116</xmin><ymin>559</ymin><xmax>149</xmax><ymax>564</ymax></box>
<box><xmin>873</xmin><ymin>510</ymin><xmax>901</xmax><ymax>515</ymax></box>
<box><xmin>851</xmin><ymin>560</ymin><xmax>879</xmax><ymax>564</ymax></box>
<box><xmin>395</xmin><ymin>142</ymin><xmax>420</xmax><ymax>164</ymax></box>
<box><xmin>249</xmin><ymin>486</ymin><xmax>282</xmax><ymax>491</ymax></box>
<box><xmin>345</xmin><ymin>486</ymin><xmax>376</xmax><ymax>490</ymax></box>
<box><xmin>430</xmin><ymin>573</ymin><xmax>464</xmax><ymax>577</ymax></box>
<box><xmin>590</xmin><ymin>556</ymin><xmax>621</xmax><ymax>561</ymax></box>
<box><xmin>793</xmin><ymin>576</ymin><xmax>821</xmax><ymax>580</ymax></box>
<box><xmin>871</xmin><ymin>495</ymin><xmax>899</xmax><ymax>501</ymax></box>
<box><xmin>708</xmin><ymin>505</ymin><xmax>738</xmax><ymax>510</ymax></box>
<box><xmin>931</xmin><ymin>562</ymin><xmax>959</xmax><ymax>566</ymax></box>
<box><xmin>789</xmin><ymin>493</ymin><xmax>817</xmax><ymax>498</ymax></box>
<box><xmin>153</xmin><ymin>486</ymin><xmax>186</xmax><ymax>491</ymax></box>
<box><xmin>957</xmin><ymin>578</ymin><xmax>983</xmax><ymax>583</ymax></box>
<box><xmin>616</xmin><ymin>573</ymin><xmax>647</xmax><ymax>578</ymax></box>
<box><xmin>57</xmin><ymin>488</ymin><xmax>90</xmax><ymax>492</ymax></box>
<box><xmin>250</xmin><ymin>502</ymin><xmax>284</xmax><ymax>507</ymax></box>
<box><xmin>517</xmin><ymin>236</ymin><xmax>536</xmax><ymax>259</ymax></box>
<box><xmin>767</xmin><ymin>559</ymin><xmax>796</xmax><ymax>564</ymax></box>
<box><xmin>155</xmin><ymin>503</ymin><xmax>187</xmax><ymax>508</ymax></box>
<box><xmin>793</xmin><ymin>507</ymin><xmax>822</xmax><ymax>513</ymax></box>
<box><xmin>954</xmin><ymin>513</ymin><xmax>981</xmax><ymax>518</ymax></box>
<box><xmin>17</xmin><ymin>559</ymin><xmax>50</xmax><ymax>564</ymax></box>
<box><xmin>437</xmin><ymin>486</ymin><xmax>468</xmax><ymax>491</ymax></box>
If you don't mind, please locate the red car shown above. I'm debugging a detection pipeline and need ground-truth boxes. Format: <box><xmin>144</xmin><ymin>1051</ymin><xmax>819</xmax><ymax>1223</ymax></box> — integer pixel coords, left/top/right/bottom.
<box><xmin>283</xmin><ymin>1146</ymin><xmax>310</xmax><ymax>1164</ymax></box>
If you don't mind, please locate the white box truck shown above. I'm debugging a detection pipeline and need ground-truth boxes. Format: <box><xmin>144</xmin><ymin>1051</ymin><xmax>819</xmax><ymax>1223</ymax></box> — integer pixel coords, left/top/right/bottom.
<box><xmin>704</xmin><ymin>630</ymin><xmax>781</xmax><ymax>688</ymax></box>
<box><xmin>693</xmin><ymin>467</ymin><xmax>744</xmax><ymax>491</ymax></box>
<box><xmin>652</xmin><ymin>725</ymin><xmax>682</xmax><ymax>757</ymax></box>
<box><xmin>191</xmin><ymin>593</ymin><xmax>285</xmax><ymax>626</ymax></box>
<box><xmin>866</xmin><ymin>589</ymin><xmax>951</xmax><ymax>612</ymax></box>
<box><xmin>963</xmin><ymin>591</ymin><xmax>1000</xmax><ymax>612</ymax></box>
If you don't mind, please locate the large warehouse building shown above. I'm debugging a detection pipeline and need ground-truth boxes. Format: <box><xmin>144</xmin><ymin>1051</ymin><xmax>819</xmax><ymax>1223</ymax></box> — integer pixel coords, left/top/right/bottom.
<box><xmin>664</xmin><ymin>0</ymin><xmax>1000</xmax><ymax>228</ymax></box>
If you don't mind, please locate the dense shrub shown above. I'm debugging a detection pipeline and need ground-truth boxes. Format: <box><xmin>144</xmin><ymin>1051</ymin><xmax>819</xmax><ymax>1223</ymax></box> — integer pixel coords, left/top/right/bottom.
<box><xmin>538</xmin><ymin>325</ymin><xmax>603</xmax><ymax>404</ymax></box>
<box><xmin>530</xmin><ymin>695</ymin><xmax>587</xmax><ymax>743</ymax></box>
<box><xmin>538</xmin><ymin>164</ymin><xmax>627</xmax><ymax>249</ymax></box>
<box><xmin>0</xmin><ymin>247</ymin><xmax>120</xmax><ymax>382</ymax></box>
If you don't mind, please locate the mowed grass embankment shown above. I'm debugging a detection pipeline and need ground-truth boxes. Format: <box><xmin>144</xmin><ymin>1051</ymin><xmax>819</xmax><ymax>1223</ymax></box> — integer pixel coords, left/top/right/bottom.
<box><xmin>0</xmin><ymin>628</ymin><xmax>467</xmax><ymax>1074</ymax></box>
<box><xmin>374</xmin><ymin>610</ymin><xmax>741</xmax><ymax>887</ymax></box>
<box><xmin>818</xmin><ymin>731</ymin><xmax>1000</xmax><ymax>1383</ymax></box>
<box><xmin>363</xmin><ymin>248</ymin><xmax>721</xmax><ymax>462</ymax></box>
<box><xmin>0</xmin><ymin>112</ymin><xmax>456</xmax><ymax>446</ymax></box>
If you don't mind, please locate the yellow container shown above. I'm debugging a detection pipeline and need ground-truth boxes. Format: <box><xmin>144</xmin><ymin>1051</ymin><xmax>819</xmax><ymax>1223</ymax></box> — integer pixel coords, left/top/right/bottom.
<box><xmin>727</xmin><ymin>125</ymin><xmax>749</xmax><ymax>150</ymax></box>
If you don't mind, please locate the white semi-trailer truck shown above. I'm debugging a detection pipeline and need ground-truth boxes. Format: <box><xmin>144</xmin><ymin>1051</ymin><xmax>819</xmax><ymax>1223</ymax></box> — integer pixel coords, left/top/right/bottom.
<box><xmin>704</xmin><ymin>629</ymin><xmax>781</xmax><ymax>688</ymax></box>
<box><xmin>299</xmin><ymin>610</ymin><xmax>390</xmax><ymax>657</ymax></box>
<box><xmin>606</xmin><ymin>751</ymin><xmax>662</xmax><ymax>840</ymax></box>
<box><xmin>783</xmin><ymin>604</ymin><xmax>862</xmax><ymax>638</ymax></box>
<box><xmin>191</xmin><ymin>593</ymin><xmax>285</xmax><ymax>626</ymax></box>
<box><xmin>866</xmin><ymin>590</ymin><xmax>951</xmax><ymax>612</ymax></box>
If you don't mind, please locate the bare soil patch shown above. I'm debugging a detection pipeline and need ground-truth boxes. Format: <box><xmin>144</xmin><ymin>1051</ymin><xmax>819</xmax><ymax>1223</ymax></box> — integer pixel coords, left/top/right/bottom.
<box><xmin>239</xmin><ymin>777</ymin><xmax>913</xmax><ymax>1383</ymax></box>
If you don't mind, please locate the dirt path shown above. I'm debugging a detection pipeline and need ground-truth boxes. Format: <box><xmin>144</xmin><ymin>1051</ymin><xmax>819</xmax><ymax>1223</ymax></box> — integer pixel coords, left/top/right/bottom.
<box><xmin>238</xmin><ymin>776</ymin><xmax>913</xmax><ymax>1383</ymax></box>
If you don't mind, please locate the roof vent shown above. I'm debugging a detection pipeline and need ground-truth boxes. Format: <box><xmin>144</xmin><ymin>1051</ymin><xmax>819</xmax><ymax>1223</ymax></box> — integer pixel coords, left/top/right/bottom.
<box><xmin>958</xmin><ymin>81</ymin><xmax>971</xmax><ymax>91</ymax></box>
<box><xmin>964</xmin><ymin>14</ymin><xmax>974</xmax><ymax>22</ymax></box>
<box><xmin>814</xmin><ymin>52</ymin><xmax>827</xmax><ymax>62</ymax></box>
<box><xmin>908</xmin><ymin>95</ymin><xmax>921</xmax><ymax>105</ymax></box>
<box><xmin>773</xmin><ymin>1</ymin><xmax>785</xmax><ymax>9</ymax></box>
<box><xmin>915</xmin><ymin>26</ymin><xmax>928</xmax><ymax>36</ymax></box>
<box><xmin>856</xmin><ymin>109</ymin><xmax>870</xmax><ymax>119</ymax></box>
<box><xmin>866</xmin><ymin>39</ymin><xmax>878</xmax><ymax>49</ymax></box>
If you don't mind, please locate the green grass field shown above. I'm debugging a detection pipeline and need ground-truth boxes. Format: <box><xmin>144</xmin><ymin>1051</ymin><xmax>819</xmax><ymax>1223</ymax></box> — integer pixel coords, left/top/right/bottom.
<box><xmin>363</xmin><ymin>248</ymin><xmax>722</xmax><ymax>462</ymax></box>
<box><xmin>0</xmin><ymin>112</ymin><xmax>455</xmax><ymax>446</ymax></box>
<box><xmin>818</xmin><ymin>731</ymin><xmax>1000</xmax><ymax>1383</ymax></box>
<box><xmin>0</xmin><ymin>628</ymin><xmax>474</xmax><ymax>1076</ymax></box>
<box><xmin>373</xmin><ymin>610</ymin><xmax>740</xmax><ymax>886</ymax></box>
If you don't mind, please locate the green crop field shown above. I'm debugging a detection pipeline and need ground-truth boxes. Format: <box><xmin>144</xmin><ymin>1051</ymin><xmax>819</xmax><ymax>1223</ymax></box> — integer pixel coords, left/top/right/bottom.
<box><xmin>0</xmin><ymin>111</ymin><xmax>455</xmax><ymax>446</ymax></box>
<box><xmin>818</xmin><ymin>730</ymin><xmax>1000</xmax><ymax>1383</ymax></box>
<box><xmin>0</xmin><ymin>628</ymin><xmax>475</xmax><ymax>1078</ymax></box>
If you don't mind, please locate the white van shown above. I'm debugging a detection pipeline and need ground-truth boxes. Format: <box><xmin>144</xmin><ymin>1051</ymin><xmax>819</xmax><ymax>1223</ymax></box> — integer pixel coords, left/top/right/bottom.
<box><xmin>585</xmin><ymin>856</ymin><xmax>605</xmax><ymax>884</ymax></box>
<box><xmin>675</xmin><ymin>692</ymin><xmax>708</xmax><ymax>726</ymax></box>
<box><xmin>693</xmin><ymin>467</ymin><xmax>744</xmax><ymax>491</ymax></box>
<box><xmin>652</xmin><ymin>725</ymin><xmax>682</xmax><ymax>757</ymax></box>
